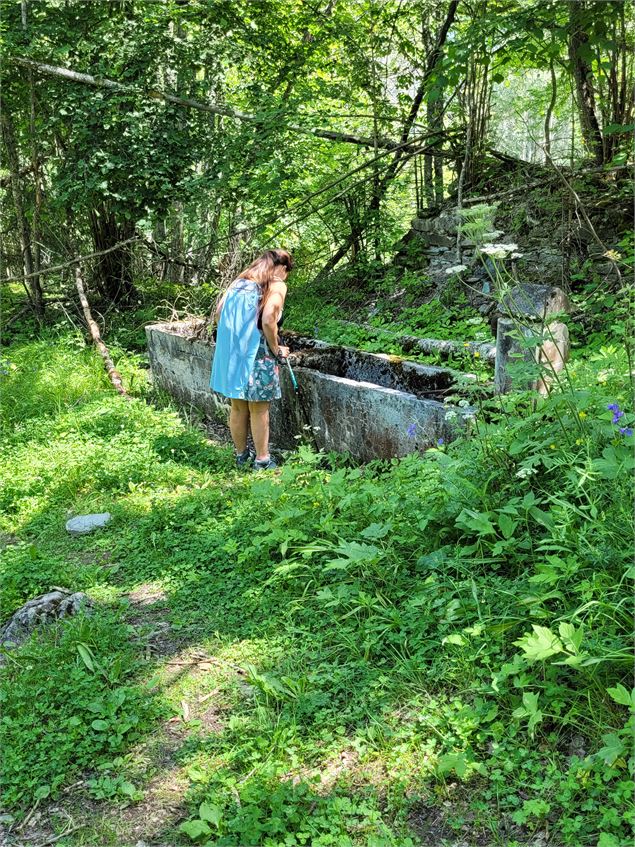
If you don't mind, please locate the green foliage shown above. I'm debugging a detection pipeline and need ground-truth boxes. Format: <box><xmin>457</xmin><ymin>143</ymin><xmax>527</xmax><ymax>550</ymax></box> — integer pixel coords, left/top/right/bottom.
<box><xmin>179</xmin><ymin>779</ymin><xmax>409</xmax><ymax>846</ymax></box>
<box><xmin>0</xmin><ymin>611</ymin><xmax>162</xmax><ymax>808</ymax></box>
<box><xmin>570</xmin><ymin>232</ymin><xmax>635</xmax><ymax>353</ymax></box>
<box><xmin>285</xmin><ymin>271</ymin><xmax>494</xmax><ymax>372</ymax></box>
<box><xmin>0</xmin><ymin>328</ymin><xmax>633</xmax><ymax>844</ymax></box>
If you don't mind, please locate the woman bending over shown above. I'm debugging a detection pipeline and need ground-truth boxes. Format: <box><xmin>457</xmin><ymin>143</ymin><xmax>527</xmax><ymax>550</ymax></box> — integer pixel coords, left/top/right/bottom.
<box><xmin>211</xmin><ymin>249</ymin><xmax>293</xmax><ymax>470</ymax></box>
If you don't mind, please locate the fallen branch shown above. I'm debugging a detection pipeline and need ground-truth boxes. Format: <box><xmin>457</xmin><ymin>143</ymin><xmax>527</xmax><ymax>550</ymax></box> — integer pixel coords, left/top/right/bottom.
<box><xmin>165</xmin><ymin>654</ymin><xmax>246</xmax><ymax>674</ymax></box>
<box><xmin>11</xmin><ymin>56</ymin><xmax>417</xmax><ymax>153</ymax></box>
<box><xmin>143</xmin><ymin>237</ymin><xmax>214</xmax><ymax>274</ymax></box>
<box><xmin>543</xmin><ymin>152</ymin><xmax>622</xmax><ymax>285</ymax></box>
<box><xmin>1</xmin><ymin>302</ymin><xmax>32</xmax><ymax>330</ymax></box>
<box><xmin>73</xmin><ymin>262</ymin><xmax>128</xmax><ymax>396</ymax></box>
<box><xmin>30</xmin><ymin>825</ymin><xmax>86</xmax><ymax>846</ymax></box>
<box><xmin>462</xmin><ymin>163</ymin><xmax>631</xmax><ymax>206</ymax></box>
<box><xmin>398</xmin><ymin>334</ymin><xmax>496</xmax><ymax>362</ymax></box>
<box><xmin>294</xmin><ymin>322</ymin><xmax>496</xmax><ymax>361</ymax></box>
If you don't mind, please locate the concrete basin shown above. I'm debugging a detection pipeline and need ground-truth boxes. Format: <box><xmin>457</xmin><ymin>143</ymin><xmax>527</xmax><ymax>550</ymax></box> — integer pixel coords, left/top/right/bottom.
<box><xmin>145</xmin><ymin>321</ymin><xmax>472</xmax><ymax>462</ymax></box>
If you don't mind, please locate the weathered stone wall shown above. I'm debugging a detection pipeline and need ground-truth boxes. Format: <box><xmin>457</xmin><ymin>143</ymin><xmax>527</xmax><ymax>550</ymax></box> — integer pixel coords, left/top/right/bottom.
<box><xmin>145</xmin><ymin>322</ymin><xmax>229</xmax><ymax>420</ymax></box>
<box><xmin>146</xmin><ymin>322</ymin><xmax>471</xmax><ymax>462</ymax></box>
<box><xmin>400</xmin><ymin>202</ymin><xmax>622</xmax><ymax>299</ymax></box>
<box><xmin>273</xmin><ymin>367</ymin><xmax>459</xmax><ymax>462</ymax></box>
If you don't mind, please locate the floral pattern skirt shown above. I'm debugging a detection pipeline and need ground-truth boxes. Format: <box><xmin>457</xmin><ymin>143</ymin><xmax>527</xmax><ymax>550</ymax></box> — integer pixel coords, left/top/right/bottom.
<box><xmin>243</xmin><ymin>338</ymin><xmax>281</xmax><ymax>402</ymax></box>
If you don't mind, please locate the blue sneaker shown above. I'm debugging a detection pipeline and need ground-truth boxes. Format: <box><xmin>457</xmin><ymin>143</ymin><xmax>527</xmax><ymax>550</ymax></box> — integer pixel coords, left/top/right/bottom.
<box><xmin>236</xmin><ymin>447</ymin><xmax>255</xmax><ymax>469</ymax></box>
<box><xmin>252</xmin><ymin>456</ymin><xmax>278</xmax><ymax>471</ymax></box>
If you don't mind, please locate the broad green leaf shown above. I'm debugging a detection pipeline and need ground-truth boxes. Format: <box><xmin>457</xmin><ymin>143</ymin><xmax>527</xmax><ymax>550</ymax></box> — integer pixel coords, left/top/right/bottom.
<box><xmin>437</xmin><ymin>752</ymin><xmax>467</xmax><ymax>777</ymax></box>
<box><xmin>179</xmin><ymin>819</ymin><xmax>212</xmax><ymax>841</ymax></box>
<box><xmin>606</xmin><ymin>684</ymin><xmax>635</xmax><ymax>708</ymax></box>
<box><xmin>559</xmin><ymin>622</ymin><xmax>583</xmax><ymax>655</ymax></box>
<box><xmin>360</xmin><ymin>522</ymin><xmax>391</xmax><ymax>539</ymax></box>
<box><xmin>442</xmin><ymin>633</ymin><xmax>466</xmax><ymax>647</ymax></box>
<box><xmin>597</xmin><ymin>732</ymin><xmax>625</xmax><ymax>766</ymax></box>
<box><xmin>522</xmin><ymin>692</ymin><xmax>539</xmax><ymax>714</ymax></box>
<box><xmin>186</xmin><ymin>764</ymin><xmax>207</xmax><ymax>783</ymax></box>
<box><xmin>527</xmin><ymin>709</ymin><xmax>543</xmax><ymax>737</ymax></box>
<box><xmin>603</xmin><ymin>122</ymin><xmax>635</xmax><ymax>135</ymax></box>
<box><xmin>529</xmin><ymin>507</ymin><xmax>554</xmax><ymax>530</ymax></box>
<box><xmin>498</xmin><ymin>513</ymin><xmax>517</xmax><ymax>539</ymax></box>
<box><xmin>76</xmin><ymin>643</ymin><xmax>95</xmax><ymax>672</ymax></box>
<box><xmin>199</xmin><ymin>802</ymin><xmax>222</xmax><ymax>826</ymax></box>
<box><xmin>119</xmin><ymin>781</ymin><xmax>137</xmax><ymax>798</ymax></box>
<box><xmin>514</xmin><ymin>625</ymin><xmax>563</xmax><ymax>661</ymax></box>
<box><xmin>456</xmin><ymin>508</ymin><xmax>496</xmax><ymax>536</ymax></box>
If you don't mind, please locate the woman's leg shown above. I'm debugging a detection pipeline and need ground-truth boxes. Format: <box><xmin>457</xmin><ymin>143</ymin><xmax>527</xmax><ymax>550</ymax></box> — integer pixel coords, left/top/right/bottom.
<box><xmin>248</xmin><ymin>401</ymin><xmax>270</xmax><ymax>460</ymax></box>
<box><xmin>229</xmin><ymin>399</ymin><xmax>250</xmax><ymax>452</ymax></box>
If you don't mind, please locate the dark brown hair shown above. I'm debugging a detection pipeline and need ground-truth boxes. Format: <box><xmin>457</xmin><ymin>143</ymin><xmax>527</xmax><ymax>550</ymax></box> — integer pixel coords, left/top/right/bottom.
<box><xmin>240</xmin><ymin>249</ymin><xmax>293</xmax><ymax>315</ymax></box>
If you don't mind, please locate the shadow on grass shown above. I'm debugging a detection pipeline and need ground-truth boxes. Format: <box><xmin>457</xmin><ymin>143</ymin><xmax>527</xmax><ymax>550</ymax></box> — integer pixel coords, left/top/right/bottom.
<box><xmin>0</xmin><ymin>392</ymin><xmax>467</xmax><ymax>844</ymax></box>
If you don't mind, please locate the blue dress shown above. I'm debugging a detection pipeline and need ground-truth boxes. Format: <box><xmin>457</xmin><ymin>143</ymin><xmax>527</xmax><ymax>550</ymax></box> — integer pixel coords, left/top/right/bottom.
<box><xmin>210</xmin><ymin>279</ymin><xmax>282</xmax><ymax>401</ymax></box>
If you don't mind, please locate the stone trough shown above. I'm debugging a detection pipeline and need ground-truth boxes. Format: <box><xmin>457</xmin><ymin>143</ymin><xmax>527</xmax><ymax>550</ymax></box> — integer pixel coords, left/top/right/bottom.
<box><xmin>145</xmin><ymin>321</ymin><xmax>473</xmax><ymax>462</ymax></box>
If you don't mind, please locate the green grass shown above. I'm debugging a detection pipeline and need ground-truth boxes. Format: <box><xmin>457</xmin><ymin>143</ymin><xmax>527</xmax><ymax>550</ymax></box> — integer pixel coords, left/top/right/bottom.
<box><xmin>0</xmin><ymin>327</ymin><xmax>633</xmax><ymax>846</ymax></box>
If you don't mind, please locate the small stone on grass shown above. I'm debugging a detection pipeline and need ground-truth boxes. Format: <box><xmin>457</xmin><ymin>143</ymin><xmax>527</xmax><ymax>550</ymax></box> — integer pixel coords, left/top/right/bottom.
<box><xmin>66</xmin><ymin>513</ymin><xmax>111</xmax><ymax>536</ymax></box>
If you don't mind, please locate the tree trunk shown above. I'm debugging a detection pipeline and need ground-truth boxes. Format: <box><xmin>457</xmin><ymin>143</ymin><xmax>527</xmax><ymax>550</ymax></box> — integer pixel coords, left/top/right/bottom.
<box><xmin>21</xmin><ymin>1</ymin><xmax>44</xmax><ymax>292</ymax></box>
<box><xmin>0</xmin><ymin>107</ymin><xmax>44</xmax><ymax>320</ymax></box>
<box><xmin>433</xmin><ymin>95</ymin><xmax>444</xmax><ymax>204</ymax></box>
<box><xmin>168</xmin><ymin>203</ymin><xmax>185</xmax><ymax>283</ymax></box>
<box><xmin>544</xmin><ymin>58</ymin><xmax>557</xmax><ymax>159</ymax></box>
<box><xmin>315</xmin><ymin>0</ymin><xmax>459</xmax><ymax>280</ymax></box>
<box><xmin>153</xmin><ymin>217</ymin><xmax>168</xmax><ymax>279</ymax></box>
<box><xmin>568</xmin><ymin>1</ymin><xmax>604</xmax><ymax>164</ymax></box>
<box><xmin>89</xmin><ymin>206</ymin><xmax>137</xmax><ymax>305</ymax></box>
<box><xmin>424</xmin><ymin>98</ymin><xmax>435</xmax><ymax>207</ymax></box>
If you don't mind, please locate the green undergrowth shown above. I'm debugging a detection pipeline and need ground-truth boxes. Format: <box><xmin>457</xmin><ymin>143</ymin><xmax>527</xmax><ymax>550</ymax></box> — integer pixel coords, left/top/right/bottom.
<box><xmin>0</xmin><ymin>327</ymin><xmax>633</xmax><ymax>846</ymax></box>
<box><xmin>283</xmin><ymin>268</ymin><xmax>495</xmax><ymax>374</ymax></box>
<box><xmin>0</xmin><ymin>610</ymin><xmax>164</xmax><ymax>809</ymax></box>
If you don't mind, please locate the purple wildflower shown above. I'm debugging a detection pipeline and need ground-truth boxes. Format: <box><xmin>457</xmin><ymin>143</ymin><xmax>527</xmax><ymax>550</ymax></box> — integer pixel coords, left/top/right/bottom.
<box><xmin>407</xmin><ymin>423</ymin><xmax>417</xmax><ymax>438</ymax></box>
<box><xmin>607</xmin><ymin>403</ymin><xmax>624</xmax><ymax>425</ymax></box>
<box><xmin>437</xmin><ymin>438</ymin><xmax>444</xmax><ymax>447</ymax></box>
<box><xmin>620</xmin><ymin>427</ymin><xmax>633</xmax><ymax>437</ymax></box>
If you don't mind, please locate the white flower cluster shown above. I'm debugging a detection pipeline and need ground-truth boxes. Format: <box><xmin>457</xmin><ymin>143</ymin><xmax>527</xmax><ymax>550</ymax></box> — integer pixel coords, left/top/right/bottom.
<box><xmin>478</xmin><ymin>243</ymin><xmax>523</xmax><ymax>260</ymax></box>
<box><xmin>444</xmin><ymin>264</ymin><xmax>468</xmax><ymax>275</ymax></box>
<box><xmin>515</xmin><ymin>466</ymin><xmax>537</xmax><ymax>479</ymax></box>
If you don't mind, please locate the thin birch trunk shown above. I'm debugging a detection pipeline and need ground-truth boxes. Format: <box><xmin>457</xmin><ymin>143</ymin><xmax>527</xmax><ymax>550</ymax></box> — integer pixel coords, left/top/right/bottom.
<box><xmin>544</xmin><ymin>58</ymin><xmax>557</xmax><ymax>159</ymax></box>
<box><xmin>74</xmin><ymin>261</ymin><xmax>128</xmax><ymax>396</ymax></box>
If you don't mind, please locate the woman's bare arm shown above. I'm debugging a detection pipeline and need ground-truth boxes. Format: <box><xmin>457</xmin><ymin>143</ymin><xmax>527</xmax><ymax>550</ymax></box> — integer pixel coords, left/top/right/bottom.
<box><xmin>261</xmin><ymin>282</ymin><xmax>287</xmax><ymax>357</ymax></box>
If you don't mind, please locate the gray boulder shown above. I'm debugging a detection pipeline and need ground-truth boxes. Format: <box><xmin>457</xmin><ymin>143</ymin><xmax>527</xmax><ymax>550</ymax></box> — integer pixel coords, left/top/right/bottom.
<box><xmin>66</xmin><ymin>512</ymin><xmax>111</xmax><ymax>536</ymax></box>
<box><xmin>499</xmin><ymin>284</ymin><xmax>570</xmax><ymax>320</ymax></box>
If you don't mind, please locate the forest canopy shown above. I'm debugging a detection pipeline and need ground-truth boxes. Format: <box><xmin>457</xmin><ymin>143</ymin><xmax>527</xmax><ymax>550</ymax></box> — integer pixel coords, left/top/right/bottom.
<box><xmin>1</xmin><ymin>0</ymin><xmax>633</xmax><ymax>310</ymax></box>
